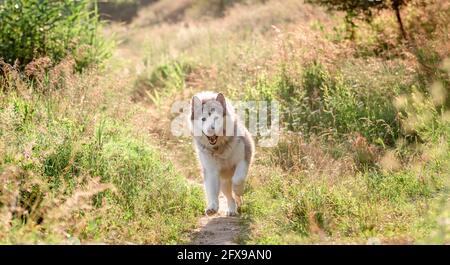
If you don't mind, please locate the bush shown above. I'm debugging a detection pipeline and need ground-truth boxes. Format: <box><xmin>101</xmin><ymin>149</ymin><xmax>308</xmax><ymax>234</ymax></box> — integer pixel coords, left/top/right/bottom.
<box><xmin>0</xmin><ymin>0</ymin><xmax>111</xmax><ymax>71</ymax></box>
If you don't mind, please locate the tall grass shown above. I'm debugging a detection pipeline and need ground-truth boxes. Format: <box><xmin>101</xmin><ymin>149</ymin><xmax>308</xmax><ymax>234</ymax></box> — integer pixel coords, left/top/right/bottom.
<box><xmin>0</xmin><ymin>58</ymin><xmax>203</xmax><ymax>244</ymax></box>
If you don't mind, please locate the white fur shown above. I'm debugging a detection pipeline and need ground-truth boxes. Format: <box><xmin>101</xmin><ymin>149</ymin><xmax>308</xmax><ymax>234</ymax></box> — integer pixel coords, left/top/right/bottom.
<box><xmin>189</xmin><ymin>91</ymin><xmax>254</xmax><ymax>216</ymax></box>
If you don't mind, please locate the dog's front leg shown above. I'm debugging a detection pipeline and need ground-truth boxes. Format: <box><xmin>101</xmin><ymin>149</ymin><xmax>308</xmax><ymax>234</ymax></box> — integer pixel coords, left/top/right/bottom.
<box><xmin>203</xmin><ymin>166</ymin><xmax>220</xmax><ymax>216</ymax></box>
<box><xmin>231</xmin><ymin>161</ymin><xmax>249</xmax><ymax>209</ymax></box>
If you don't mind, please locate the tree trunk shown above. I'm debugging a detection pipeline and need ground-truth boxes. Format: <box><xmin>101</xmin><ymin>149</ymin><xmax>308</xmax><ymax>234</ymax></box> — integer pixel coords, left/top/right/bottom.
<box><xmin>393</xmin><ymin>1</ymin><xmax>407</xmax><ymax>39</ymax></box>
<box><xmin>219</xmin><ymin>0</ymin><xmax>226</xmax><ymax>17</ymax></box>
<box><xmin>345</xmin><ymin>12</ymin><xmax>356</xmax><ymax>40</ymax></box>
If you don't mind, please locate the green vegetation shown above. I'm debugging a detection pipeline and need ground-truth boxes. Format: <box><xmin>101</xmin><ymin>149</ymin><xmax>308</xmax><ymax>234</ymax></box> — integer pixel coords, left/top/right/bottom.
<box><xmin>0</xmin><ymin>0</ymin><xmax>112</xmax><ymax>71</ymax></box>
<box><xmin>0</xmin><ymin>60</ymin><xmax>203</xmax><ymax>243</ymax></box>
<box><xmin>306</xmin><ymin>0</ymin><xmax>410</xmax><ymax>39</ymax></box>
<box><xmin>1</xmin><ymin>0</ymin><xmax>449</xmax><ymax>244</ymax></box>
<box><xmin>0</xmin><ymin>0</ymin><xmax>203</xmax><ymax>244</ymax></box>
<box><xmin>127</xmin><ymin>0</ymin><xmax>449</xmax><ymax>244</ymax></box>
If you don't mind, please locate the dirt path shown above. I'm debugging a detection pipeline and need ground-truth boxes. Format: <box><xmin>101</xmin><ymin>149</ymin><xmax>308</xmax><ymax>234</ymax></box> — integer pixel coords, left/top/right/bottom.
<box><xmin>110</xmin><ymin>20</ymin><xmax>243</xmax><ymax>246</ymax></box>
<box><xmin>190</xmin><ymin>193</ymin><xmax>241</xmax><ymax>245</ymax></box>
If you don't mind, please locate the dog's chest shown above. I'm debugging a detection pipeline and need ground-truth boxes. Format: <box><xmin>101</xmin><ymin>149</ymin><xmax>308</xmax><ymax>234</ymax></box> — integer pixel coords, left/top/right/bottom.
<box><xmin>210</xmin><ymin>140</ymin><xmax>244</xmax><ymax>169</ymax></box>
<box><xmin>213</xmin><ymin>154</ymin><xmax>237</xmax><ymax>170</ymax></box>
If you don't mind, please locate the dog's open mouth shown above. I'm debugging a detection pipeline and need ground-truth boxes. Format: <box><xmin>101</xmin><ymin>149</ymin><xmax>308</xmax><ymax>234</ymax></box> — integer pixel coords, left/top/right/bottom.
<box><xmin>206</xmin><ymin>135</ymin><xmax>218</xmax><ymax>145</ymax></box>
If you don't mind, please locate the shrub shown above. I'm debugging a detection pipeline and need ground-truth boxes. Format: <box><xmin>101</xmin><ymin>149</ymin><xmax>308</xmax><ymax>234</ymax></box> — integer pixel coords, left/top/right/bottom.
<box><xmin>0</xmin><ymin>0</ymin><xmax>112</xmax><ymax>71</ymax></box>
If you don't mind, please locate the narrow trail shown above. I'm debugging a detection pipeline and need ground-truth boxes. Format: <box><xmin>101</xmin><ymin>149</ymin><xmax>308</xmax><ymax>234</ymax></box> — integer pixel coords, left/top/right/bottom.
<box><xmin>190</xmin><ymin>192</ymin><xmax>241</xmax><ymax>245</ymax></box>
<box><xmin>112</xmin><ymin>30</ymin><xmax>244</xmax><ymax>245</ymax></box>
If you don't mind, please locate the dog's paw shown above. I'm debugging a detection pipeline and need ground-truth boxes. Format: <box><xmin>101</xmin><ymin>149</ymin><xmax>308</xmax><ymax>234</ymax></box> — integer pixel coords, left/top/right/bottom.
<box><xmin>234</xmin><ymin>195</ymin><xmax>243</xmax><ymax>208</ymax></box>
<box><xmin>225</xmin><ymin>203</ymin><xmax>238</xmax><ymax>217</ymax></box>
<box><xmin>225</xmin><ymin>210</ymin><xmax>238</xmax><ymax>217</ymax></box>
<box><xmin>205</xmin><ymin>208</ymin><xmax>218</xmax><ymax>216</ymax></box>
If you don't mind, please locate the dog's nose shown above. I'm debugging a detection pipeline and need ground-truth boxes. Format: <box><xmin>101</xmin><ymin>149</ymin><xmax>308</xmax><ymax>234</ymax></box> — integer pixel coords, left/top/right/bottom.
<box><xmin>207</xmin><ymin>128</ymin><xmax>215</xmax><ymax>136</ymax></box>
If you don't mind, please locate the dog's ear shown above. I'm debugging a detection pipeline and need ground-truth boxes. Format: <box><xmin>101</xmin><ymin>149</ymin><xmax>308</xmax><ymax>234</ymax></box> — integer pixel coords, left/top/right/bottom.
<box><xmin>191</xmin><ymin>96</ymin><xmax>202</xmax><ymax>120</ymax></box>
<box><xmin>216</xmin><ymin>93</ymin><xmax>226</xmax><ymax>115</ymax></box>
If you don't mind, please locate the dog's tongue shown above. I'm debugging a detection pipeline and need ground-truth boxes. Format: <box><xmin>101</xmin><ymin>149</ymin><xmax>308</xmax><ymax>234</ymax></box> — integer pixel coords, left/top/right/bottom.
<box><xmin>207</xmin><ymin>135</ymin><xmax>218</xmax><ymax>144</ymax></box>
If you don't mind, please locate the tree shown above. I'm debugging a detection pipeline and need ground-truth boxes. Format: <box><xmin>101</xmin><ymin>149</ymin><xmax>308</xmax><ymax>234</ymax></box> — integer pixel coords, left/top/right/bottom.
<box><xmin>391</xmin><ymin>0</ymin><xmax>407</xmax><ymax>39</ymax></box>
<box><xmin>306</xmin><ymin>0</ymin><xmax>409</xmax><ymax>40</ymax></box>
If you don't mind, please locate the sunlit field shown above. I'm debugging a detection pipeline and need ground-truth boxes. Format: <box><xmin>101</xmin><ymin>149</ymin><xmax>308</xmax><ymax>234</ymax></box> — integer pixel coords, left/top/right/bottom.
<box><xmin>1</xmin><ymin>0</ymin><xmax>449</xmax><ymax>244</ymax></box>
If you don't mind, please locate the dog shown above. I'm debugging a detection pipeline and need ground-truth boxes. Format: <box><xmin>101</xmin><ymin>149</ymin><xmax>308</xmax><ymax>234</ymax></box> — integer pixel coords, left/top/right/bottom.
<box><xmin>189</xmin><ymin>91</ymin><xmax>254</xmax><ymax>216</ymax></box>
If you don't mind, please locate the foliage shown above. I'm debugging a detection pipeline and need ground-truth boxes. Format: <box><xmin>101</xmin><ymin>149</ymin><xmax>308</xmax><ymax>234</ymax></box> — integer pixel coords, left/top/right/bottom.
<box><xmin>0</xmin><ymin>0</ymin><xmax>112</xmax><ymax>71</ymax></box>
<box><xmin>306</xmin><ymin>0</ymin><xmax>410</xmax><ymax>39</ymax></box>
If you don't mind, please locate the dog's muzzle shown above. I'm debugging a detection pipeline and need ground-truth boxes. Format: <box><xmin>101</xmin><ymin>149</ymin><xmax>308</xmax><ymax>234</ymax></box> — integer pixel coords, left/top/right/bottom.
<box><xmin>205</xmin><ymin>134</ymin><xmax>218</xmax><ymax>145</ymax></box>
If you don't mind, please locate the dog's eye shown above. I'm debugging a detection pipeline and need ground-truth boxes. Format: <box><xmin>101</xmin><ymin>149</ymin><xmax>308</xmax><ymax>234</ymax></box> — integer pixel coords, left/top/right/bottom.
<box><xmin>201</xmin><ymin>117</ymin><xmax>206</xmax><ymax>121</ymax></box>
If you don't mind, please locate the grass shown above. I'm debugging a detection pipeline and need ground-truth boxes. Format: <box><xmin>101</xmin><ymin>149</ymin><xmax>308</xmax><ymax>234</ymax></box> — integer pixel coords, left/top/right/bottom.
<box><xmin>240</xmin><ymin>126</ymin><xmax>448</xmax><ymax>244</ymax></box>
<box><xmin>1</xmin><ymin>0</ymin><xmax>450</xmax><ymax>244</ymax></box>
<box><xmin>0</xmin><ymin>56</ymin><xmax>204</xmax><ymax>244</ymax></box>
<box><xmin>124</xmin><ymin>0</ymin><xmax>449</xmax><ymax>244</ymax></box>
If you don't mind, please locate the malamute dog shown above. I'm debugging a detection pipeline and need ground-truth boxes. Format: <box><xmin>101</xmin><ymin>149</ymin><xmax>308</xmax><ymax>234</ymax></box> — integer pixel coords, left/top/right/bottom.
<box><xmin>189</xmin><ymin>91</ymin><xmax>254</xmax><ymax>216</ymax></box>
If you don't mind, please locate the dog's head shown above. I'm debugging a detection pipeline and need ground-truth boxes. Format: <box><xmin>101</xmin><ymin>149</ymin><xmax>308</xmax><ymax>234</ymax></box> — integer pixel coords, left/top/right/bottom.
<box><xmin>191</xmin><ymin>92</ymin><xmax>227</xmax><ymax>146</ymax></box>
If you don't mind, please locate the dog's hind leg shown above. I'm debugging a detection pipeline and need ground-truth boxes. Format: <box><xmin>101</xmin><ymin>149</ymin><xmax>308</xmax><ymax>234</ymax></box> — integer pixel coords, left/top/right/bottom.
<box><xmin>220</xmin><ymin>177</ymin><xmax>237</xmax><ymax>216</ymax></box>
